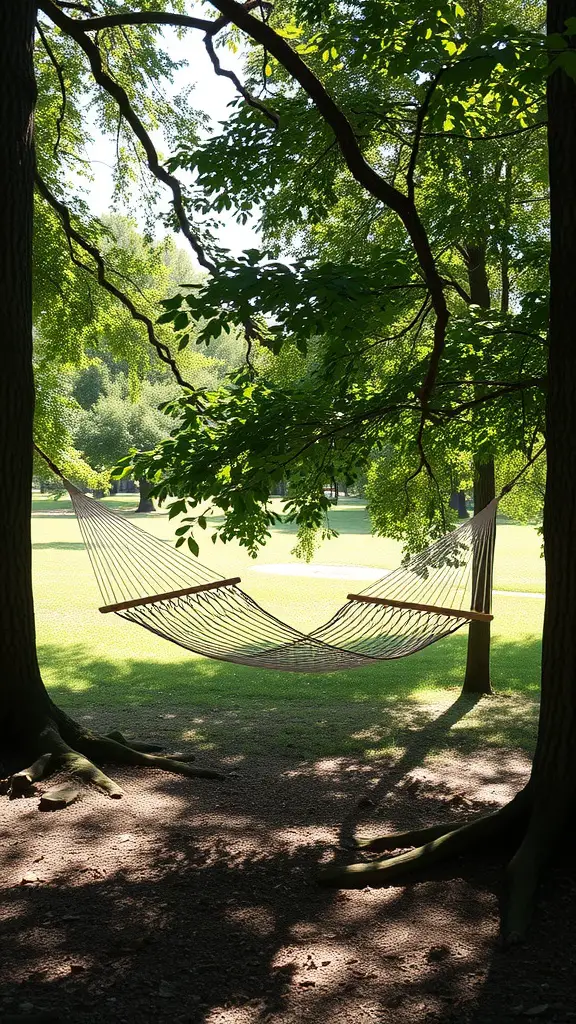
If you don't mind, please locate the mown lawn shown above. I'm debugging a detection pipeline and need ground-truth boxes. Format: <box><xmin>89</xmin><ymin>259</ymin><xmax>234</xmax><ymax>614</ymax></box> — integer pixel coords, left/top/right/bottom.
<box><xmin>33</xmin><ymin>493</ymin><xmax>543</xmax><ymax>760</ymax></box>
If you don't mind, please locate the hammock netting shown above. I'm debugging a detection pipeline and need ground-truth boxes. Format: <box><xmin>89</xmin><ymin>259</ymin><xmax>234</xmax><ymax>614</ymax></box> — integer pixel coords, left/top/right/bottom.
<box><xmin>66</xmin><ymin>484</ymin><xmax>497</xmax><ymax>673</ymax></box>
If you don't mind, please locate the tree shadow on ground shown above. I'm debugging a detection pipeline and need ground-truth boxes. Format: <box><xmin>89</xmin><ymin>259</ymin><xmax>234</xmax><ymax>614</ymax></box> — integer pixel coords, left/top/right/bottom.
<box><xmin>38</xmin><ymin>630</ymin><xmax>542</xmax><ymax>737</ymax></box>
<box><xmin>1</xmin><ymin>737</ymin><xmax>562</xmax><ymax>1024</ymax></box>
<box><xmin>0</xmin><ymin>634</ymin><xmax>562</xmax><ymax>1024</ymax></box>
<box><xmin>38</xmin><ymin>650</ymin><xmax>540</xmax><ymax>773</ymax></box>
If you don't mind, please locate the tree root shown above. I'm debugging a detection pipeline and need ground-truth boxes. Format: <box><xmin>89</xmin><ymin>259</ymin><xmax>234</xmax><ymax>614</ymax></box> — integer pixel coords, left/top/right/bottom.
<box><xmin>79</xmin><ymin>733</ymin><xmax>224</xmax><ymax>779</ymax></box>
<box><xmin>8</xmin><ymin>753</ymin><xmax>53</xmax><ymax>798</ymax></box>
<box><xmin>352</xmin><ymin>817</ymin><xmax>481</xmax><ymax>852</ymax></box>
<box><xmin>40</xmin><ymin>782</ymin><xmax>80</xmax><ymax>810</ymax></box>
<box><xmin>106</xmin><ymin>729</ymin><xmax>167</xmax><ymax>754</ymax></box>
<box><xmin>2</xmin><ymin>719</ymin><xmax>224</xmax><ymax>810</ymax></box>
<box><xmin>336</xmin><ymin>786</ymin><xmax>570</xmax><ymax>943</ymax></box>
<box><xmin>320</xmin><ymin>789</ymin><xmax>530</xmax><ymax>889</ymax></box>
<box><xmin>500</xmin><ymin>796</ymin><xmax>568</xmax><ymax>945</ymax></box>
<box><xmin>42</xmin><ymin>728</ymin><xmax>124</xmax><ymax>797</ymax></box>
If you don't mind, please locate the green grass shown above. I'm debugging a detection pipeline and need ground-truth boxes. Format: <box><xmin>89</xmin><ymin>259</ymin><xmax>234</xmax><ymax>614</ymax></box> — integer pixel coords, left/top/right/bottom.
<box><xmin>32</xmin><ymin>493</ymin><xmax>543</xmax><ymax>761</ymax></box>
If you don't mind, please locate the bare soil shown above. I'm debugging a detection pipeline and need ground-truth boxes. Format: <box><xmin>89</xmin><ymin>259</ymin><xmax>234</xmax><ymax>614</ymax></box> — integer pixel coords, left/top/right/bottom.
<box><xmin>1</xmin><ymin>697</ymin><xmax>575</xmax><ymax>1024</ymax></box>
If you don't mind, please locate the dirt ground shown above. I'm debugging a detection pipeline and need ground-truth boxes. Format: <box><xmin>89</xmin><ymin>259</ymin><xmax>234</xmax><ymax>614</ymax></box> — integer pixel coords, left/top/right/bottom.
<box><xmin>1</xmin><ymin>698</ymin><xmax>575</xmax><ymax>1024</ymax></box>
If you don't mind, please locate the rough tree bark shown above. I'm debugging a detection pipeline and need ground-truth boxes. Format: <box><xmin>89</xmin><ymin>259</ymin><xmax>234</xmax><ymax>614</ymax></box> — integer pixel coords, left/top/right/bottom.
<box><xmin>503</xmin><ymin>0</ymin><xmax>576</xmax><ymax>937</ymax></box>
<box><xmin>463</xmin><ymin>456</ymin><xmax>496</xmax><ymax>695</ymax></box>
<box><xmin>136</xmin><ymin>478</ymin><xmax>155</xmax><ymax>513</ymax></box>
<box><xmin>0</xmin><ymin>0</ymin><xmax>52</xmax><ymax>755</ymax></box>
<box><xmin>461</xmin><ymin>243</ymin><xmax>496</xmax><ymax>695</ymax></box>
<box><xmin>319</xmin><ymin>0</ymin><xmax>576</xmax><ymax>942</ymax></box>
<box><xmin>0</xmin><ymin>2</ymin><xmax>222</xmax><ymax>798</ymax></box>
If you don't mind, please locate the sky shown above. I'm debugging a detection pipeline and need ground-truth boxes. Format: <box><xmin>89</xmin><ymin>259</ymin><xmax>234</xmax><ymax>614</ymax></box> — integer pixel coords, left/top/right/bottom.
<box><xmin>82</xmin><ymin>24</ymin><xmax>261</xmax><ymax>261</ymax></box>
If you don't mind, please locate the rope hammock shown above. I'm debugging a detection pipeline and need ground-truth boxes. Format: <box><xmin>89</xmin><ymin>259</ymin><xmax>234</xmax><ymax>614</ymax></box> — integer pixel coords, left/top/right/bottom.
<box><xmin>35</xmin><ymin>446</ymin><xmax>503</xmax><ymax>672</ymax></box>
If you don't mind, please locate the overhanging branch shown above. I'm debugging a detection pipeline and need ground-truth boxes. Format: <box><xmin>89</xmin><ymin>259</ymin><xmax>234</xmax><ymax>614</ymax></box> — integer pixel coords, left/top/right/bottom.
<box><xmin>68</xmin><ymin>11</ymin><xmax>222</xmax><ymax>32</ymax></box>
<box><xmin>65</xmin><ymin>2</ymin><xmax>279</xmax><ymax>125</ymax></box>
<box><xmin>40</xmin><ymin>0</ymin><xmax>217</xmax><ymax>274</ymax></box>
<box><xmin>36</xmin><ymin>20</ymin><xmax>67</xmax><ymax>157</ymax></box>
<box><xmin>35</xmin><ymin>174</ymin><xmax>198</xmax><ymax>397</ymax></box>
<box><xmin>407</xmin><ymin>67</ymin><xmax>446</xmax><ymax>199</ymax></box>
<box><xmin>203</xmin><ymin>31</ymin><xmax>279</xmax><ymax>125</ymax></box>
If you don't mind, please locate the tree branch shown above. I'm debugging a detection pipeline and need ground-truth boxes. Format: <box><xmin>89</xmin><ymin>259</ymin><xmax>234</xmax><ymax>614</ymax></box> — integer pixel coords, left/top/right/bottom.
<box><xmin>68</xmin><ymin>4</ymin><xmax>278</xmax><ymax>124</ymax></box>
<box><xmin>366</xmin><ymin>296</ymin><xmax>431</xmax><ymax>349</ymax></box>
<box><xmin>192</xmin><ymin>3</ymin><xmax>450</xmax><ymax>425</ymax></box>
<box><xmin>442</xmin><ymin>276</ymin><xmax>472</xmax><ymax>304</ymax></box>
<box><xmin>35</xmin><ymin>174</ymin><xmax>199</xmax><ymax>397</ymax></box>
<box><xmin>40</xmin><ymin>0</ymin><xmax>217</xmax><ymax>274</ymax></box>
<box><xmin>407</xmin><ymin>67</ymin><xmax>446</xmax><ymax>199</ymax></box>
<box><xmin>433</xmin><ymin>378</ymin><xmax>545</xmax><ymax>418</ymax></box>
<box><xmin>67</xmin><ymin>11</ymin><xmax>223</xmax><ymax>33</ymax></box>
<box><xmin>203</xmin><ymin>31</ymin><xmax>279</xmax><ymax>126</ymax></box>
<box><xmin>43</xmin><ymin>0</ymin><xmax>453</xmax><ymax>435</ymax></box>
<box><xmin>36</xmin><ymin>20</ymin><xmax>67</xmax><ymax>157</ymax></box>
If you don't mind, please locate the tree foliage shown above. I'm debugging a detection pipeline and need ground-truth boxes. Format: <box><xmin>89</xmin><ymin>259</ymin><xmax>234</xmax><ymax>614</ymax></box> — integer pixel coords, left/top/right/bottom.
<box><xmin>123</xmin><ymin>0</ymin><xmax>549</xmax><ymax>559</ymax></box>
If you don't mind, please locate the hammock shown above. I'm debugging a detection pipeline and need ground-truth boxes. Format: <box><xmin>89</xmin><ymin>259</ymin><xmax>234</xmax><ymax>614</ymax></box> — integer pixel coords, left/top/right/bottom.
<box><xmin>59</xmin><ymin>481</ymin><xmax>497</xmax><ymax>673</ymax></box>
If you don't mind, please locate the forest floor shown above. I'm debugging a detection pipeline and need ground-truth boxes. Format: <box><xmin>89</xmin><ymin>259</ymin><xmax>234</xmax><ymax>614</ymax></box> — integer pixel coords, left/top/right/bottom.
<box><xmin>2</xmin><ymin>692</ymin><xmax>576</xmax><ymax>1024</ymax></box>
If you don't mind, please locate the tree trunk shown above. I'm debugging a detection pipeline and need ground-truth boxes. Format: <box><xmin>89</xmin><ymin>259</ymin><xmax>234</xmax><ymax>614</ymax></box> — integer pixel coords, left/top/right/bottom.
<box><xmin>449</xmin><ymin>490</ymin><xmax>469</xmax><ymax>518</ymax></box>
<box><xmin>462</xmin><ymin>459</ymin><xmax>496</xmax><ymax>695</ymax></box>
<box><xmin>136</xmin><ymin>478</ymin><xmax>155</xmax><ymax>513</ymax></box>
<box><xmin>461</xmin><ymin>244</ymin><xmax>495</xmax><ymax>695</ymax></box>
<box><xmin>0</xmin><ymin>5</ymin><xmax>221</xmax><ymax>793</ymax></box>
<box><xmin>503</xmin><ymin>0</ymin><xmax>576</xmax><ymax>937</ymax></box>
<box><xmin>0</xmin><ymin>1</ymin><xmax>53</xmax><ymax>752</ymax></box>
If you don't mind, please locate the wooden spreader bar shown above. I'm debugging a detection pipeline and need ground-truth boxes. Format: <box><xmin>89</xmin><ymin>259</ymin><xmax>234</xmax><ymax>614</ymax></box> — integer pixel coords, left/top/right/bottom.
<box><xmin>347</xmin><ymin>593</ymin><xmax>493</xmax><ymax>623</ymax></box>
<box><xmin>99</xmin><ymin>577</ymin><xmax>242</xmax><ymax>614</ymax></box>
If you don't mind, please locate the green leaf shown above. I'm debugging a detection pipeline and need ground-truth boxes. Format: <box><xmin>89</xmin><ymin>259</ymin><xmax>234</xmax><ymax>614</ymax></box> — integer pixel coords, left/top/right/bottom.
<box><xmin>173</xmin><ymin>311</ymin><xmax>189</xmax><ymax>332</ymax></box>
<box><xmin>168</xmin><ymin>500</ymin><xmax>186</xmax><ymax>519</ymax></box>
<box><xmin>187</xmin><ymin>536</ymin><xmax>199</xmax><ymax>556</ymax></box>
<box><xmin>551</xmin><ymin>49</ymin><xmax>576</xmax><ymax>80</ymax></box>
<box><xmin>545</xmin><ymin>33</ymin><xmax>568</xmax><ymax>50</ymax></box>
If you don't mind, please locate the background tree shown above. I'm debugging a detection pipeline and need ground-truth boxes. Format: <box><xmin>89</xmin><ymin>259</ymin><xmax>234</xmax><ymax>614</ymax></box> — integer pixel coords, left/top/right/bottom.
<box><xmin>74</xmin><ymin>373</ymin><xmax>174</xmax><ymax>511</ymax></box>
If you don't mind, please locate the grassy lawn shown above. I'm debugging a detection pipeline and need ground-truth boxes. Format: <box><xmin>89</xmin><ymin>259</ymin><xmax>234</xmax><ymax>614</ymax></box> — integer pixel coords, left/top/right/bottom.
<box><xmin>33</xmin><ymin>493</ymin><xmax>543</xmax><ymax>761</ymax></box>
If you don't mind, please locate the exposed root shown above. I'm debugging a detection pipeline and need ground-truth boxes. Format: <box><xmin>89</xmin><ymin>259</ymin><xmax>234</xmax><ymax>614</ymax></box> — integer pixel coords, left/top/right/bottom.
<box><xmin>40</xmin><ymin>724</ymin><xmax>124</xmax><ymax>797</ymax></box>
<box><xmin>353</xmin><ymin>817</ymin><xmax>480</xmax><ymax>852</ymax></box>
<box><xmin>106</xmin><ymin>729</ymin><xmax>166</xmax><ymax>754</ymax></box>
<box><xmin>57</xmin><ymin>749</ymin><xmax>123</xmax><ymax>798</ymax></box>
<box><xmin>40</xmin><ymin>782</ymin><xmax>80</xmax><ymax>810</ymax></box>
<box><xmin>2</xmin><ymin>714</ymin><xmax>224</xmax><ymax>811</ymax></box>
<box><xmin>80</xmin><ymin>733</ymin><xmax>225</xmax><ymax>779</ymax></box>
<box><xmin>8</xmin><ymin>753</ymin><xmax>53</xmax><ymax>799</ymax></box>
<box><xmin>321</xmin><ymin>789</ymin><xmax>530</xmax><ymax>888</ymax></box>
